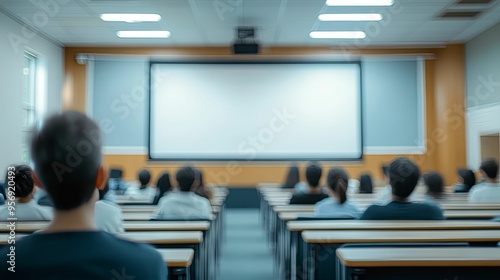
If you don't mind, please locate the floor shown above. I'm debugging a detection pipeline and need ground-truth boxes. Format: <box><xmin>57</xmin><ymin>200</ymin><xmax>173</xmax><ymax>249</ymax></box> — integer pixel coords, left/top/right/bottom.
<box><xmin>218</xmin><ymin>209</ymin><xmax>277</xmax><ymax>280</ymax></box>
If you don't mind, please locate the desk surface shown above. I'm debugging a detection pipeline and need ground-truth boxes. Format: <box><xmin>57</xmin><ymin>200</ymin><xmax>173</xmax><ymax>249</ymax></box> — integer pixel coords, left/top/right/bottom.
<box><xmin>287</xmin><ymin>220</ymin><xmax>500</xmax><ymax>231</ymax></box>
<box><xmin>302</xmin><ymin>230</ymin><xmax>500</xmax><ymax>243</ymax></box>
<box><xmin>157</xmin><ymin>248</ymin><xmax>194</xmax><ymax>267</ymax></box>
<box><xmin>336</xmin><ymin>247</ymin><xmax>500</xmax><ymax>267</ymax></box>
<box><xmin>117</xmin><ymin>231</ymin><xmax>203</xmax><ymax>244</ymax></box>
<box><xmin>279</xmin><ymin>210</ymin><xmax>500</xmax><ymax>221</ymax></box>
<box><xmin>0</xmin><ymin>221</ymin><xmax>210</xmax><ymax>233</ymax></box>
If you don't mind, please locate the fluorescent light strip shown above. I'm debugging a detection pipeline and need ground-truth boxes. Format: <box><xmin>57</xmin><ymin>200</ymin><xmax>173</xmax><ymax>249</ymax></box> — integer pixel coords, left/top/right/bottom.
<box><xmin>100</xmin><ymin>14</ymin><xmax>161</xmax><ymax>23</ymax></box>
<box><xmin>319</xmin><ymin>13</ymin><xmax>383</xmax><ymax>21</ymax></box>
<box><xmin>309</xmin><ymin>31</ymin><xmax>366</xmax><ymax>39</ymax></box>
<box><xmin>326</xmin><ymin>0</ymin><xmax>393</xmax><ymax>6</ymax></box>
<box><xmin>116</xmin><ymin>31</ymin><xmax>170</xmax><ymax>38</ymax></box>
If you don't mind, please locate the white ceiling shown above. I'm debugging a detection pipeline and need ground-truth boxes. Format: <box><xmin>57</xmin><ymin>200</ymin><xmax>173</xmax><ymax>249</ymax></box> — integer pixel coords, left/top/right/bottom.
<box><xmin>0</xmin><ymin>0</ymin><xmax>499</xmax><ymax>47</ymax></box>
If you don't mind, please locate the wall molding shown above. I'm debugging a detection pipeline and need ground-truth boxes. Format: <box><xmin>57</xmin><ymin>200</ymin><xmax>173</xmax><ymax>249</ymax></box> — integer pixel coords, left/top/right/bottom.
<box><xmin>103</xmin><ymin>146</ymin><xmax>147</xmax><ymax>155</ymax></box>
<box><xmin>364</xmin><ymin>146</ymin><xmax>426</xmax><ymax>155</ymax></box>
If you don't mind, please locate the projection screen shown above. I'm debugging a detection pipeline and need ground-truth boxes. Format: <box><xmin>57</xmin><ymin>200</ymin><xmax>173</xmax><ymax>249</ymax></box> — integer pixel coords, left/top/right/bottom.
<box><xmin>149</xmin><ymin>61</ymin><xmax>362</xmax><ymax>161</ymax></box>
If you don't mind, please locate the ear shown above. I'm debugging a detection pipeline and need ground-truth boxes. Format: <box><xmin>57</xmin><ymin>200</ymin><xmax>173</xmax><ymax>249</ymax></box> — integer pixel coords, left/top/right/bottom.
<box><xmin>96</xmin><ymin>166</ymin><xmax>109</xmax><ymax>190</ymax></box>
<box><xmin>31</xmin><ymin>169</ymin><xmax>45</xmax><ymax>190</ymax></box>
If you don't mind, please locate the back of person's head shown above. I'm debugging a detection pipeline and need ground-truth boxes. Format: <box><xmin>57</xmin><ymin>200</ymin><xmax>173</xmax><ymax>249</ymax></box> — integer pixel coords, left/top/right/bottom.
<box><xmin>359</xmin><ymin>173</ymin><xmax>373</xmax><ymax>194</ymax></box>
<box><xmin>388</xmin><ymin>157</ymin><xmax>421</xmax><ymax>198</ymax></box>
<box><xmin>5</xmin><ymin>165</ymin><xmax>34</xmax><ymax>199</ymax></box>
<box><xmin>381</xmin><ymin>165</ymin><xmax>389</xmax><ymax>178</ymax></box>
<box><xmin>457</xmin><ymin>168</ymin><xmax>476</xmax><ymax>190</ymax></box>
<box><xmin>423</xmin><ymin>172</ymin><xmax>444</xmax><ymax>198</ymax></box>
<box><xmin>156</xmin><ymin>173</ymin><xmax>172</xmax><ymax>194</ymax></box>
<box><xmin>283</xmin><ymin>165</ymin><xmax>300</xmax><ymax>188</ymax></box>
<box><xmin>31</xmin><ymin>111</ymin><xmax>103</xmax><ymax>210</ymax></box>
<box><xmin>326</xmin><ymin>168</ymin><xmax>349</xmax><ymax>204</ymax></box>
<box><xmin>138</xmin><ymin>169</ymin><xmax>151</xmax><ymax>187</ymax></box>
<box><xmin>176</xmin><ymin>166</ymin><xmax>196</xmax><ymax>192</ymax></box>
<box><xmin>98</xmin><ymin>181</ymin><xmax>110</xmax><ymax>200</ymax></box>
<box><xmin>480</xmin><ymin>158</ymin><xmax>499</xmax><ymax>180</ymax></box>
<box><xmin>306</xmin><ymin>163</ymin><xmax>322</xmax><ymax>188</ymax></box>
<box><xmin>194</xmin><ymin>168</ymin><xmax>204</xmax><ymax>187</ymax></box>
<box><xmin>153</xmin><ymin>172</ymin><xmax>172</xmax><ymax>205</ymax></box>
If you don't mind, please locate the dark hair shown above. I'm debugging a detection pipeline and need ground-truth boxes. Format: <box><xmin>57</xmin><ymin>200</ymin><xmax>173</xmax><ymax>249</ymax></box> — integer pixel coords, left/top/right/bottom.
<box><xmin>138</xmin><ymin>169</ymin><xmax>151</xmax><ymax>188</ymax></box>
<box><xmin>326</xmin><ymin>168</ymin><xmax>349</xmax><ymax>204</ymax></box>
<box><xmin>153</xmin><ymin>172</ymin><xmax>172</xmax><ymax>205</ymax></box>
<box><xmin>359</xmin><ymin>173</ymin><xmax>373</xmax><ymax>194</ymax></box>
<box><xmin>194</xmin><ymin>168</ymin><xmax>204</xmax><ymax>187</ymax></box>
<box><xmin>388</xmin><ymin>157</ymin><xmax>421</xmax><ymax>198</ymax></box>
<box><xmin>31</xmin><ymin>111</ymin><xmax>103</xmax><ymax>210</ymax></box>
<box><xmin>176</xmin><ymin>166</ymin><xmax>196</xmax><ymax>192</ymax></box>
<box><xmin>5</xmin><ymin>165</ymin><xmax>34</xmax><ymax>198</ymax></box>
<box><xmin>98</xmin><ymin>180</ymin><xmax>109</xmax><ymax>200</ymax></box>
<box><xmin>306</xmin><ymin>164</ymin><xmax>322</xmax><ymax>188</ymax></box>
<box><xmin>381</xmin><ymin>165</ymin><xmax>389</xmax><ymax>177</ymax></box>
<box><xmin>480</xmin><ymin>158</ymin><xmax>499</xmax><ymax>179</ymax></box>
<box><xmin>424</xmin><ymin>172</ymin><xmax>444</xmax><ymax>199</ymax></box>
<box><xmin>283</xmin><ymin>165</ymin><xmax>300</xmax><ymax>188</ymax></box>
<box><xmin>457</xmin><ymin>168</ymin><xmax>476</xmax><ymax>190</ymax></box>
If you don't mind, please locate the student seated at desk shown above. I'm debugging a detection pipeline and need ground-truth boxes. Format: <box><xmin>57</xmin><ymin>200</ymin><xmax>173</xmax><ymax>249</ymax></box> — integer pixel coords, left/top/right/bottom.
<box><xmin>193</xmin><ymin>168</ymin><xmax>213</xmax><ymax>202</ymax></box>
<box><xmin>282</xmin><ymin>165</ymin><xmax>300</xmax><ymax>189</ymax></box>
<box><xmin>0</xmin><ymin>165</ymin><xmax>52</xmax><ymax>221</ymax></box>
<box><xmin>95</xmin><ymin>181</ymin><xmax>124</xmax><ymax>233</ymax></box>
<box><xmin>469</xmin><ymin>158</ymin><xmax>500</xmax><ymax>203</ymax></box>
<box><xmin>315</xmin><ymin>168</ymin><xmax>361</xmax><ymax>218</ymax></box>
<box><xmin>289</xmin><ymin>164</ymin><xmax>328</xmax><ymax>204</ymax></box>
<box><xmin>376</xmin><ymin>164</ymin><xmax>418</xmax><ymax>205</ymax></box>
<box><xmin>152</xmin><ymin>166</ymin><xmax>212</xmax><ymax>220</ymax></box>
<box><xmin>0</xmin><ymin>111</ymin><xmax>167</xmax><ymax>279</ymax></box>
<box><xmin>152</xmin><ymin>172</ymin><xmax>173</xmax><ymax>205</ymax></box>
<box><xmin>423</xmin><ymin>172</ymin><xmax>446</xmax><ymax>202</ymax></box>
<box><xmin>454</xmin><ymin>168</ymin><xmax>476</xmax><ymax>193</ymax></box>
<box><xmin>125</xmin><ymin>169</ymin><xmax>156</xmax><ymax>203</ymax></box>
<box><xmin>360</xmin><ymin>158</ymin><xmax>444</xmax><ymax>220</ymax></box>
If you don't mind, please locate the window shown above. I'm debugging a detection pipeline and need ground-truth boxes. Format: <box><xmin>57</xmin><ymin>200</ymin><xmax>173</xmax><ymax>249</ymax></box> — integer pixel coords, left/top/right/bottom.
<box><xmin>22</xmin><ymin>52</ymin><xmax>37</xmax><ymax>163</ymax></box>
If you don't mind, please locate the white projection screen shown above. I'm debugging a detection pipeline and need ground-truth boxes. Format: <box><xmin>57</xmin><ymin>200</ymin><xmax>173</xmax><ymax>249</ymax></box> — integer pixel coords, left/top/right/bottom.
<box><xmin>149</xmin><ymin>61</ymin><xmax>362</xmax><ymax>161</ymax></box>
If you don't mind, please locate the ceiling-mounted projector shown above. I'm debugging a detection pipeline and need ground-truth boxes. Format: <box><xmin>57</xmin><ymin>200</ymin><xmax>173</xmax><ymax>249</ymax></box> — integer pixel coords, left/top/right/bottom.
<box><xmin>233</xmin><ymin>27</ymin><xmax>259</xmax><ymax>54</ymax></box>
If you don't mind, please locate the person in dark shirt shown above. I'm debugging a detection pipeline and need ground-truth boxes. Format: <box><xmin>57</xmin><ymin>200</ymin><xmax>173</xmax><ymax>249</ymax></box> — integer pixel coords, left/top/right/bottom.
<box><xmin>423</xmin><ymin>172</ymin><xmax>446</xmax><ymax>201</ymax></box>
<box><xmin>0</xmin><ymin>111</ymin><xmax>167</xmax><ymax>279</ymax></box>
<box><xmin>289</xmin><ymin>164</ymin><xmax>328</xmax><ymax>204</ymax></box>
<box><xmin>360</xmin><ymin>157</ymin><xmax>444</xmax><ymax>220</ymax></box>
<box><xmin>282</xmin><ymin>165</ymin><xmax>300</xmax><ymax>189</ymax></box>
<box><xmin>454</xmin><ymin>168</ymin><xmax>476</xmax><ymax>193</ymax></box>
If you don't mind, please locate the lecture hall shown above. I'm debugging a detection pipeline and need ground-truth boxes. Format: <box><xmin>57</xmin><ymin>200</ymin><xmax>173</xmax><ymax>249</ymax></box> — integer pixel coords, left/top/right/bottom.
<box><xmin>1</xmin><ymin>0</ymin><xmax>500</xmax><ymax>279</ymax></box>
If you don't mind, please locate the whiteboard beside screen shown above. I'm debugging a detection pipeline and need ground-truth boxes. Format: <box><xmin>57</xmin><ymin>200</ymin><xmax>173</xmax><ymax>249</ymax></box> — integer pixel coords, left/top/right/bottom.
<box><xmin>149</xmin><ymin>62</ymin><xmax>362</xmax><ymax>160</ymax></box>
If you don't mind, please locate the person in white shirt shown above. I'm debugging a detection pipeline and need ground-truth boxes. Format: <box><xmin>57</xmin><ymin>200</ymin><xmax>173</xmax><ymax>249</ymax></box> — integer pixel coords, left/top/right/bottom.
<box><xmin>124</xmin><ymin>169</ymin><xmax>156</xmax><ymax>203</ymax></box>
<box><xmin>152</xmin><ymin>166</ymin><xmax>212</xmax><ymax>220</ymax></box>
<box><xmin>315</xmin><ymin>168</ymin><xmax>361</xmax><ymax>218</ymax></box>
<box><xmin>468</xmin><ymin>158</ymin><xmax>500</xmax><ymax>203</ymax></box>
<box><xmin>95</xmin><ymin>181</ymin><xmax>124</xmax><ymax>233</ymax></box>
<box><xmin>0</xmin><ymin>165</ymin><xmax>52</xmax><ymax>221</ymax></box>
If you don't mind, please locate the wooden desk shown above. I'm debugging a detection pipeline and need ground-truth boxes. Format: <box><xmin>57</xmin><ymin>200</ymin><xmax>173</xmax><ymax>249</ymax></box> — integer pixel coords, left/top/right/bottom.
<box><xmin>302</xmin><ymin>229</ymin><xmax>500</xmax><ymax>243</ymax></box>
<box><xmin>337</xmin><ymin>247</ymin><xmax>500</xmax><ymax>267</ymax></box>
<box><xmin>337</xmin><ymin>248</ymin><xmax>500</xmax><ymax>280</ymax></box>
<box><xmin>157</xmin><ymin>248</ymin><xmax>195</xmax><ymax>280</ymax></box>
<box><xmin>444</xmin><ymin>210</ymin><xmax>500</xmax><ymax>219</ymax></box>
<box><xmin>117</xmin><ymin>231</ymin><xmax>203</xmax><ymax>245</ymax></box>
<box><xmin>301</xmin><ymin>230</ymin><xmax>500</xmax><ymax>280</ymax></box>
<box><xmin>0</xmin><ymin>221</ymin><xmax>210</xmax><ymax>233</ymax></box>
<box><xmin>158</xmin><ymin>248</ymin><xmax>194</xmax><ymax>267</ymax></box>
<box><xmin>287</xmin><ymin>220</ymin><xmax>500</xmax><ymax>231</ymax></box>
<box><xmin>119</xmin><ymin>231</ymin><xmax>205</xmax><ymax>280</ymax></box>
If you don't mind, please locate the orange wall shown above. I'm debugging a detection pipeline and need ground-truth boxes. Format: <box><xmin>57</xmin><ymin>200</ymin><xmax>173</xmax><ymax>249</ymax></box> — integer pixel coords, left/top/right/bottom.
<box><xmin>63</xmin><ymin>46</ymin><xmax>466</xmax><ymax>186</ymax></box>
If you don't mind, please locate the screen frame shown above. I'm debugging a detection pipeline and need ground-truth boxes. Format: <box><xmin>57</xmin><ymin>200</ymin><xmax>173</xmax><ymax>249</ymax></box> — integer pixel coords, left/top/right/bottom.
<box><xmin>147</xmin><ymin>60</ymin><xmax>364</xmax><ymax>162</ymax></box>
